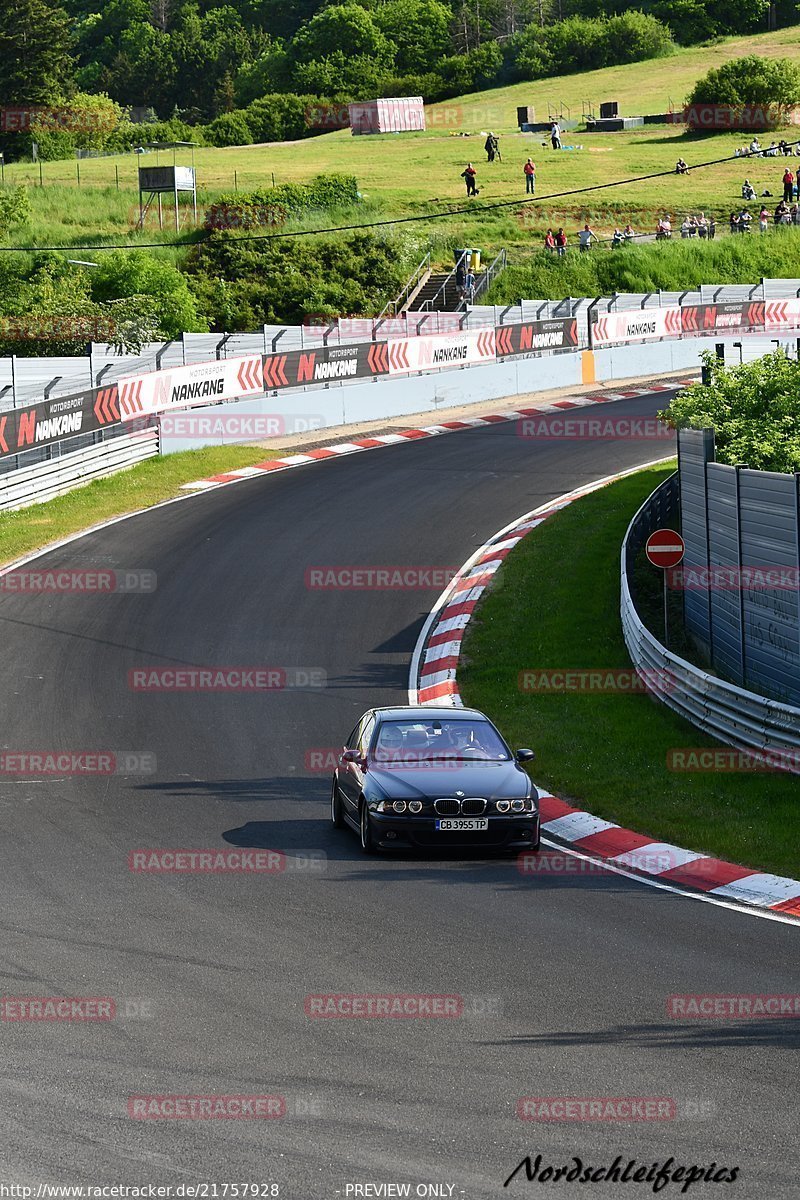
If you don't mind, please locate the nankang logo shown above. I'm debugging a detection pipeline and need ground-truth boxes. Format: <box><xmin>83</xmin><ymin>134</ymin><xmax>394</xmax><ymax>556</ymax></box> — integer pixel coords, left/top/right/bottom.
<box><xmin>35</xmin><ymin>412</ymin><xmax>82</xmax><ymax>442</ymax></box>
<box><xmin>627</xmin><ymin>321</ymin><xmax>657</xmax><ymax>336</ymax></box>
<box><xmin>314</xmin><ymin>359</ymin><xmax>357</xmax><ymax>379</ymax></box>
<box><xmin>432</xmin><ymin>345</ymin><xmax>468</xmax><ymax>364</ymax></box>
<box><xmin>170</xmin><ymin>379</ymin><xmax>225</xmax><ymax>404</ymax></box>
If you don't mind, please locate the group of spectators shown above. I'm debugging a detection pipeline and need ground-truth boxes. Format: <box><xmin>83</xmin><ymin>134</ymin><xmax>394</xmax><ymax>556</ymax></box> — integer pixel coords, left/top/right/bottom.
<box><xmin>461</xmin><ymin>156</ymin><xmax>540</xmax><ymax>196</ymax></box>
<box><xmin>732</xmin><ymin>202</ymin><xmax>800</xmax><ymax>232</ymax></box>
<box><xmin>734</xmin><ymin>137</ymin><xmax>799</xmax><ymax>158</ymax></box>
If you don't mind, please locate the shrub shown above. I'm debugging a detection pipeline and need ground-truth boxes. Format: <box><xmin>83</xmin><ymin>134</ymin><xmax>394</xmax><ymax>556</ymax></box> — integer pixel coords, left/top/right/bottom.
<box><xmin>186</xmin><ymin>231</ymin><xmax>413</xmax><ymax>328</ymax></box>
<box><xmin>244</xmin><ymin>94</ymin><xmax>323</xmax><ymax>142</ymax></box>
<box><xmin>687</xmin><ymin>55</ymin><xmax>800</xmax><ymax>108</ymax></box>
<box><xmin>0</xmin><ymin>187</ymin><xmax>31</xmax><ymax>234</ymax></box>
<box><xmin>658</xmin><ymin>351</ymin><xmax>800</xmax><ymax>473</ymax></box>
<box><xmin>205</xmin><ymin>110</ymin><xmax>255</xmax><ymax>147</ymax></box>
<box><xmin>204</xmin><ymin>174</ymin><xmax>360</xmax><ymax>231</ymax></box>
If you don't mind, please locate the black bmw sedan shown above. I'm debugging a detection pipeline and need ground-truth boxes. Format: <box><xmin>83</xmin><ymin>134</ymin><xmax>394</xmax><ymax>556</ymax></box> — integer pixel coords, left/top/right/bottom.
<box><xmin>331</xmin><ymin>705</ymin><xmax>539</xmax><ymax>854</ymax></box>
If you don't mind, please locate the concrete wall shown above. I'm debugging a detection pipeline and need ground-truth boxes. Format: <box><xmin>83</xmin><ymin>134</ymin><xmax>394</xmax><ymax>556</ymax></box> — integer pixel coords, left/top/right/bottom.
<box><xmin>159</xmin><ymin>331</ymin><xmax>783</xmax><ymax>455</ymax></box>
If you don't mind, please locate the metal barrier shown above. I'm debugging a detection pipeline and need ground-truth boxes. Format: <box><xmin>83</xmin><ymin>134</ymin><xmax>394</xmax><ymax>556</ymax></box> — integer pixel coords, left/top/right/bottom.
<box><xmin>0</xmin><ymin>426</ymin><xmax>159</xmax><ymax>512</ymax></box>
<box><xmin>621</xmin><ymin>475</ymin><xmax>800</xmax><ymax>767</ymax></box>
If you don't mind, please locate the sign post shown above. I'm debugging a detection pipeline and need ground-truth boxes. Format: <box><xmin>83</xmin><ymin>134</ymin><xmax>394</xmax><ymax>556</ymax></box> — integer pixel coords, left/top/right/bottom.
<box><xmin>645</xmin><ymin>529</ymin><xmax>686</xmax><ymax>648</ymax></box>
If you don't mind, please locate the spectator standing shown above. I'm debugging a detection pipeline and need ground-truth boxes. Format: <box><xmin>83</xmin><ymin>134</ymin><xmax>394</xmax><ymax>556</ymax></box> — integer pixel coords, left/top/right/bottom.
<box><xmin>708</xmin><ymin>215</ymin><xmax>716</xmax><ymax>239</ymax></box>
<box><xmin>681</xmin><ymin>215</ymin><xmax>693</xmax><ymax>238</ymax></box>
<box><xmin>697</xmin><ymin>213</ymin><xmax>708</xmax><ymax>238</ymax></box>
<box><xmin>577</xmin><ymin>223</ymin><xmax>597</xmax><ymax>252</ymax></box>
<box><xmin>463</xmin><ymin>269</ymin><xmax>475</xmax><ymax>304</ymax></box>
<box><xmin>759</xmin><ymin>205</ymin><xmax>770</xmax><ymax>233</ymax></box>
<box><xmin>623</xmin><ymin>222</ymin><xmax>635</xmax><ymax>243</ymax></box>
<box><xmin>544</xmin><ymin>228</ymin><xmax>556</xmax><ymax>252</ymax></box>
<box><xmin>551</xmin><ymin>122</ymin><xmax>561</xmax><ymax>150</ymax></box>
<box><xmin>783</xmin><ymin>167</ymin><xmax>795</xmax><ymax>203</ymax></box>
<box><xmin>461</xmin><ymin>163</ymin><xmax>478</xmax><ymax>196</ymax></box>
<box><xmin>739</xmin><ymin>208</ymin><xmax>752</xmax><ymax>233</ymax></box>
<box><xmin>611</xmin><ymin>227</ymin><xmax>624</xmax><ymax>248</ymax></box>
<box><xmin>555</xmin><ymin>227</ymin><xmax>567</xmax><ymax>256</ymax></box>
<box><xmin>492</xmin><ymin>134</ymin><xmax>501</xmax><ymax>162</ymax></box>
<box><xmin>775</xmin><ymin>199</ymin><xmax>788</xmax><ymax>223</ymax></box>
<box><xmin>656</xmin><ymin>214</ymin><xmax>672</xmax><ymax>240</ymax></box>
<box><xmin>484</xmin><ymin>134</ymin><xmax>495</xmax><ymax>162</ymax></box>
<box><xmin>524</xmin><ymin>158</ymin><xmax>536</xmax><ymax>194</ymax></box>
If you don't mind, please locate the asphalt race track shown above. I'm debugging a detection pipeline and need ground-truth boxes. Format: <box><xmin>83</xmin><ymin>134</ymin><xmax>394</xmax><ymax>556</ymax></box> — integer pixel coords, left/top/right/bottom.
<box><xmin>1</xmin><ymin>389</ymin><xmax>797</xmax><ymax>1198</ymax></box>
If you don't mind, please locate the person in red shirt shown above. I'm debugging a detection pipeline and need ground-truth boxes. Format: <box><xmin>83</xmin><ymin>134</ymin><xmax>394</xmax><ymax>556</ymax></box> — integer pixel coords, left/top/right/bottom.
<box><xmin>461</xmin><ymin>163</ymin><xmax>478</xmax><ymax>196</ymax></box>
<box><xmin>783</xmin><ymin>167</ymin><xmax>795</xmax><ymax>203</ymax></box>
<box><xmin>544</xmin><ymin>228</ymin><xmax>556</xmax><ymax>251</ymax></box>
<box><xmin>524</xmin><ymin>158</ymin><xmax>536</xmax><ymax>194</ymax></box>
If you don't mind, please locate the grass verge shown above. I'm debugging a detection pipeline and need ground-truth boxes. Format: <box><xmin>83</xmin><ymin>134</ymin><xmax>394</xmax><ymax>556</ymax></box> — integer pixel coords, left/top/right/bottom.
<box><xmin>459</xmin><ymin>463</ymin><xmax>799</xmax><ymax>878</ymax></box>
<box><xmin>0</xmin><ymin>443</ymin><xmax>277</xmax><ymax>566</ymax></box>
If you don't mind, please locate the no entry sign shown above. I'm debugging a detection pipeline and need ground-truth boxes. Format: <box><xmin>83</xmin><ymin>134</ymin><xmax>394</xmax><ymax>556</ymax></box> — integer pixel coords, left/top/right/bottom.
<box><xmin>646</xmin><ymin>529</ymin><xmax>685</xmax><ymax>569</ymax></box>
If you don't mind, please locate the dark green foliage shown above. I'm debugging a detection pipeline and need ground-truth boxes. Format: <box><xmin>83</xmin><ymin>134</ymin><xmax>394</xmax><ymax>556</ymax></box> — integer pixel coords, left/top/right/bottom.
<box><xmin>659</xmin><ymin>350</ymin><xmax>800</xmax><ymax>472</ymax></box>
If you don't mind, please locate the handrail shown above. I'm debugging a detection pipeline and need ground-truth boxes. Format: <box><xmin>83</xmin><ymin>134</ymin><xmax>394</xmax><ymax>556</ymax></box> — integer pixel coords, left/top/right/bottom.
<box><xmin>419</xmin><ymin>249</ymin><xmax>472</xmax><ymax>313</ymax></box>
<box><xmin>470</xmin><ymin>249</ymin><xmax>507</xmax><ymax>307</ymax></box>
<box><xmin>378</xmin><ymin>252</ymin><xmax>431</xmax><ymax>319</ymax></box>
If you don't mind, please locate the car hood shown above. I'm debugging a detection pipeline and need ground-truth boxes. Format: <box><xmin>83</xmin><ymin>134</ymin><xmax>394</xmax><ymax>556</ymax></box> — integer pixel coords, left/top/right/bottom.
<box><xmin>368</xmin><ymin>760</ymin><xmax>531</xmax><ymax>800</ymax></box>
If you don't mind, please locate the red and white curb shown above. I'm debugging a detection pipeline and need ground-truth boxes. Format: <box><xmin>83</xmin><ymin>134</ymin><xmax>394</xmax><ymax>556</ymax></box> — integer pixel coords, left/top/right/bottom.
<box><xmin>408</xmin><ymin>464</ymin><xmax>800</xmax><ymax>925</ymax></box>
<box><xmin>179</xmin><ymin>380</ymin><xmax>693</xmax><ymax>491</ymax></box>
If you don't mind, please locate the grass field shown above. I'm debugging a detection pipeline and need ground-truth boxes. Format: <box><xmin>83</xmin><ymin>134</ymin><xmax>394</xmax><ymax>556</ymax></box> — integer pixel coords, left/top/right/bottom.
<box><xmin>459</xmin><ymin>464</ymin><xmax>799</xmax><ymax>879</ymax></box>
<box><xmin>4</xmin><ymin>27</ymin><xmax>800</xmax><ymax>266</ymax></box>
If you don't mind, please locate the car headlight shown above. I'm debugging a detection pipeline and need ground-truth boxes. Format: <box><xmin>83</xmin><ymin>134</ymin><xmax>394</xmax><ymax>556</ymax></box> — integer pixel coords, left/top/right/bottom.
<box><xmin>496</xmin><ymin>797</ymin><xmax>535</xmax><ymax>813</ymax></box>
<box><xmin>392</xmin><ymin>800</ymin><xmax>407</xmax><ymax>813</ymax></box>
<box><xmin>408</xmin><ymin>800</ymin><xmax>423</xmax><ymax>813</ymax></box>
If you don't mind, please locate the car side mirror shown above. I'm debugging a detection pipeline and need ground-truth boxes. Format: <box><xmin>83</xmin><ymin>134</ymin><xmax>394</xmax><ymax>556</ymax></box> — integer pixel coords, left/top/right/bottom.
<box><xmin>516</xmin><ymin>748</ymin><xmax>535</xmax><ymax>763</ymax></box>
<box><xmin>341</xmin><ymin>749</ymin><xmax>363</xmax><ymax>765</ymax></box>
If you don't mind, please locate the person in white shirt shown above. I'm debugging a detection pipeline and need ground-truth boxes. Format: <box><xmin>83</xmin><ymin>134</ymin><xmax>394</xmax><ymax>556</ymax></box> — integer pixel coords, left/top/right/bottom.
<box><xmin>577</xmin><ymin>223</ymin><xmax>596</xmax><ymax>251</ymax></box>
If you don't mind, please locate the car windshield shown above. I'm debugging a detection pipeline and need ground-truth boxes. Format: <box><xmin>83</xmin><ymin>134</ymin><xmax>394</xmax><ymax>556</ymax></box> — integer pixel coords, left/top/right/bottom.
<box><xmin>372</xmin><ymin>719</ymin><xmax>509</xmax><ymax>763</ymax></box>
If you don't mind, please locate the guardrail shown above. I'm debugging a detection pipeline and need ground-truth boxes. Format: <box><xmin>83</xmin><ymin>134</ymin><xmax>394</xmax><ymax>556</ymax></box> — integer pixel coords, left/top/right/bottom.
<box><xmin>621</xmin><ymin>475</ymin><xmax>800</xmax><ymax>767</ymax></box>
<box><xmin>0</xmin><ymin>426</ymin><xmax>158</xmax><ymax>511</ymax></box>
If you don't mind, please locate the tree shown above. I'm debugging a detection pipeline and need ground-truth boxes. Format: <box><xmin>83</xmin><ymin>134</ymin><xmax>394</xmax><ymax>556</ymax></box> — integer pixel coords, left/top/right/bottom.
<box><xmin>687</xmin><ymin>55</ymin><xmax>800</xmax><ymax>108</ymax></box>
<box><xmin>291</xmin><ymin>5</ymin><xmax>395</xmax><ymax>68</ymax></box>
<box><xmin>659</xmin><ymin>351</ymin><xmax>800</xmax><ymax>473</ymax></box>
<box><xmin>0</xmin><ymin>0</ymin><xmax>75</xmax><ymax>104</ymax></box>
<box><xmin>373</xmin><ymin>0</ymin><xmax>452</xmax><ymax>74</ymax></box>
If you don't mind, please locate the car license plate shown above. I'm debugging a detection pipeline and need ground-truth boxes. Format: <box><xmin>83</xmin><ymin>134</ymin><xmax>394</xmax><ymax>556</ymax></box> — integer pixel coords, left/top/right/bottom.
<box><xmin>435</xmin><ymin>818</ymin><xmax>489</xmax><ymax>831</ymax></box>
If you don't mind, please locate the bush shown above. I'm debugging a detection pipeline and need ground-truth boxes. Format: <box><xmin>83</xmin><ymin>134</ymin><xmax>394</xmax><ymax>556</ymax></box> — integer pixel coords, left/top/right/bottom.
<box><xmin>186</xmin><ymin>231</ymin><xmax>413</xmax><ymax>328</ymax></box>
<box><xmin>507</xmin><ymin>13</ymin><xmax>673</xmax><ymax>83</ymax></box>
<box><xmin>204</xmin><ymin>174</ymin><xmax>361</xmax><ymax>231</ymax></box>
<box><xmin>687</xmin><ymin>55</ymin><xmax>800</xmax><ymax>108</ymax></box>
<box><xmin>658</xmin><ymin>351</ymin><xmax>800</xmax><ymax>473</ymax></box>
<box><xmin>88</xmin><ymin>251</ymin><xmax>207</xmax><ymax>337</ymax></box>
<box><xmin>205</xmin><ymin>110</ymin><xmax>255</xmax><ymax>147</ymax></box>
<box><xmin>244</xmin><ymin>94</ymin><xmax>323</xmax><ymax>142</ymax></box>
<box><xmin>0</xmin><ymin>187</ymin><xmax>31</xmax><ymax>234</ymax></box>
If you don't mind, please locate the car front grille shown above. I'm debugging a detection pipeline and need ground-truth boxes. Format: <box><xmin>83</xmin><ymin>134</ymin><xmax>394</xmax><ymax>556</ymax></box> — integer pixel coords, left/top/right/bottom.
<box><xmin>433</xmin><ymin>798</ymin><xmax>487</xmax><ymax>816</ymax></box>
<box><xmin>434</xmin><ymin>798</ymin><xmax>460</xmax><ymax>816</ymax></box>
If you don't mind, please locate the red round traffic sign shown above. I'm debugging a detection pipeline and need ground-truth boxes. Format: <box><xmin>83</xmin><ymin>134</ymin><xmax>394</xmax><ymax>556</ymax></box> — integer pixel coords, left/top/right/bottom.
<box><xmin>646</xmin><ymin>529</ymin><xmax>685</xmax><ymax>569</ymax></box>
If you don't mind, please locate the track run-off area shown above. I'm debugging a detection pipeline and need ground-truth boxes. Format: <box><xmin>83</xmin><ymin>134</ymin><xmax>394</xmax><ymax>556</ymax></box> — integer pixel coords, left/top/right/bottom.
<box><xmin>0</xmin><ymin>387</ymin><xmax>797</xmax><ymax>1197</ymax></box>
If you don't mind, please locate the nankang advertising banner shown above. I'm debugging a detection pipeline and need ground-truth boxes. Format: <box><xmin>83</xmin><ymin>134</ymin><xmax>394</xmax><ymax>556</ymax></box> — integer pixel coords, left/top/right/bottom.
<box><xmin>495</xmin><ymin>318</ymin><xmax>578</xmax><ymax>356</ymax></box>
<box><xmin>0</xmin><ymin>386</ymin><xmax>119</xmax><ymax>460</ymax></box>
<box><xmin>591</xmin><ymin>308</ymin><xmax>682</xmax><ymax>347</ymax></box>
<box><xmin>385</xmin><ymin>329</ymin><xmax>496</xmax><ymax>375</ymax></box>
<box><xmin>117</xmin><ymin>356</ymin><xmax>264</xmax><ymax>421</ymax></box>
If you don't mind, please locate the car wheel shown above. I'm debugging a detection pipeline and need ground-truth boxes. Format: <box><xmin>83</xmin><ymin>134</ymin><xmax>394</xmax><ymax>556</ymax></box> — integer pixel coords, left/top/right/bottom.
<box><xmin>330</xmin><ymin>776</ymin><xmax>345</xmax><ymax>829</ymax></box>
<box><xmin>360</xmin><ymin>800</ymin><xmax>377</xmax><ymax>855</ymax></box>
